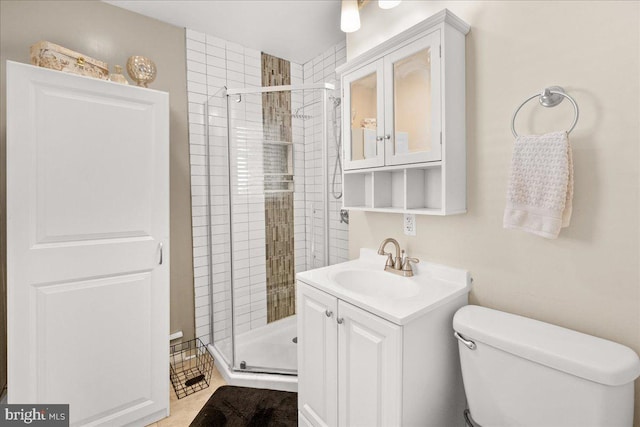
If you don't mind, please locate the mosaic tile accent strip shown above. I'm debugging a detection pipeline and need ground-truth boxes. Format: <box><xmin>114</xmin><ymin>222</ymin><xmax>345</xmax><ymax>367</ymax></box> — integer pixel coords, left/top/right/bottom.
<box><xmin>265</xmin><ymin>193</ymin><xmax>296</xmax><ymax>321</ymax></box>
<box><xmin>261</xmin><ymin>53</ymin><xmax>296</xmax><ymax>323</ymax></box>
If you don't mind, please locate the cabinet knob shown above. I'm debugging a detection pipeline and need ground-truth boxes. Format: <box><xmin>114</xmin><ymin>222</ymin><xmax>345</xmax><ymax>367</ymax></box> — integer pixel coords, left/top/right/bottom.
<box><xmin>376</xmin><ymin>136</ymin><xmax>384</xmax><ymax>142</ymax></box>
<box><xmin>325</xmin><ymin>310</ymin><xmax>333</xmax><ymax>317</ymax></box>
<box><xmin>384</xmin><ymin>134</ymin><xmax>391</xmax><ymax>140</ymax></box>
<box><xmin>337</xmin><ymin>317</ymin><xmax>344</xmax><ymax>324</ymax></box>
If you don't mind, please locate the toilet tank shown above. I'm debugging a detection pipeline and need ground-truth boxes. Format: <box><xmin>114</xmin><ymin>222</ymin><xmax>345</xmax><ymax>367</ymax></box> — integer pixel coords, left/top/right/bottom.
<box><xmin>453</xmin><ymin>305</ymin><xmax>640</xmax><ymax>427</ymax></box>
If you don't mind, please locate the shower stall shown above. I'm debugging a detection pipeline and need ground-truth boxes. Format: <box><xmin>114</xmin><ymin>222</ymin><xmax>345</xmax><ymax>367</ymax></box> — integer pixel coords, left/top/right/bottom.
<box><xmin>201</xmin><ymin>82</ymin><xmax>346</xmax><ymax>389</ymax></box>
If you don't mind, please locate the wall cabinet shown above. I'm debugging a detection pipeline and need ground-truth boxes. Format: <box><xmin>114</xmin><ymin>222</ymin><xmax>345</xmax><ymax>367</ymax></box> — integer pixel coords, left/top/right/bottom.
<box><xmin>297</xmin><ymin>280</ymin><xmax>467</xmax><ymax>427</ymax></box>
<box><xmin>337</xmin><ymin>9</ymin><xmax>470</xmax><ymax>215</ymax></box>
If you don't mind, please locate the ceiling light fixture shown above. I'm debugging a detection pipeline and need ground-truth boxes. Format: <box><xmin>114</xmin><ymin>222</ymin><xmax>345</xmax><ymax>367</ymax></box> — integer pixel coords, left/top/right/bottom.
<box><xmin>378</xmin><ymin>0</ymin><xmax>401</xmax><ymax>9</ymax></box>
<box><xmin>341</xmin><ymin>0</ymin><xmax>361</xmax><ymax>33</ymax></box>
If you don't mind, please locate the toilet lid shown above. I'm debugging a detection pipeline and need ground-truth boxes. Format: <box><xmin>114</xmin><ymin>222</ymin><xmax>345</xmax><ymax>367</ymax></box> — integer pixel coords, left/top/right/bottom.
<box><xmin>453</xmin><ymin>305</ymin><xmax>640</xmax><ymax>386</ymax></box>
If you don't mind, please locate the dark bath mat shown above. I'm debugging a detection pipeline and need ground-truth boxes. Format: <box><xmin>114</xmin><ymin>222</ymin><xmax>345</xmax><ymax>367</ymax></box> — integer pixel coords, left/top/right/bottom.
<box><xmin>189</xmin><ymin>385</ymin><xmax>297</xmax><ymax>427</ymax></box>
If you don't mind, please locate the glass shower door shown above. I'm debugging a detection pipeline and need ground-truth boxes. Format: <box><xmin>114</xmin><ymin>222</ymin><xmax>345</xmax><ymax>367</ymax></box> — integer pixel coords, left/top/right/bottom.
<box><xmin>226</xmin><ymin>88</ymin><xmax>327</xmax><ymax>374</ymax></box>
<box><xmin>205</xmin><ymin>93</ymin><xmax>233</xmax><ymax>367</ymax></box>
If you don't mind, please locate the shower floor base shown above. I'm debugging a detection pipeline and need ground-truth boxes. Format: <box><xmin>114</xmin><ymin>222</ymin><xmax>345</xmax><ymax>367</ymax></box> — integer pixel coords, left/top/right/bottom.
<box><xmin>209</xmin><ymin>315</ymin><xmax>298</xmax><ymax>392</ymax></box>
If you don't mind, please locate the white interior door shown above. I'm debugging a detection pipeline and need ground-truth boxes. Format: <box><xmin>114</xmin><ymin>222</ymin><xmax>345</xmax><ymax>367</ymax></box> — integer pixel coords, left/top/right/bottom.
<box><xmin>6</xmin><ymin>61</ymin><xmax>170</xmax><ymax>426</ymax></box>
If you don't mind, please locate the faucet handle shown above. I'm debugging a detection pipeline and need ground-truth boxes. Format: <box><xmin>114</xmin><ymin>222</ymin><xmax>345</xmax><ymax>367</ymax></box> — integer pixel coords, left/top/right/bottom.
<box><xmin>402</xmin><ymin>256</ymin><xmax>420</xmax><ymax>272</ymax></box>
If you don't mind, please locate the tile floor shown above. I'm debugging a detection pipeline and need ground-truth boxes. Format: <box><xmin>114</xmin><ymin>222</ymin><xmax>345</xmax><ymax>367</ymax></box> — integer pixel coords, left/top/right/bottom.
<box><xmin>147</xmin><ymin>365</ymin><xmax>227</xmax><ymax>427</ymax></box>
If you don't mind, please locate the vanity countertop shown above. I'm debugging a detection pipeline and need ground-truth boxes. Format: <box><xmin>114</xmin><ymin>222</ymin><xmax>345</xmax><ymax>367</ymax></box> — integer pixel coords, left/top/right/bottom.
<box><xmin>296</xmin><ymin>248</ymin><xmax>471</xmax><ymax>325</ymax></box>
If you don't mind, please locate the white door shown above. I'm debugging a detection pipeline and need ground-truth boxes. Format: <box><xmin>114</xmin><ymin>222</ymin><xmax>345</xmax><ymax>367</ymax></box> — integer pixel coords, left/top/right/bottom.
<box><xmin>297</xmin><ymin>283</ymin><xmax>338</xmax><ymax>427</ymax></box>
<box><xmin>6</xmin><ymin>61</ymin><xmax>170</xmax><ymax>426</ymax></box>
<box><xmin>338</xmin><ymin>300</ymin><xmax>402</xmax><ymax>427</ymax></box>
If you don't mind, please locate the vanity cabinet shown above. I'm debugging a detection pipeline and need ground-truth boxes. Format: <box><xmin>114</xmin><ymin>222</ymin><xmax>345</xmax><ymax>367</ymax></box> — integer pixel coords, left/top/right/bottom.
<box><xmin>297</xmin><ymin>279</ymin><xmax>467</xmax><ymax>427</ymax></box>
<box><xmin>297</xmin><ymin>283</ymin><xmax>401</xmax><ymax>427</ymax></box>
<box><xmin>337</xmin><ymin>9</ymin><xmax>470</xmax><ymax>215</ymax></box>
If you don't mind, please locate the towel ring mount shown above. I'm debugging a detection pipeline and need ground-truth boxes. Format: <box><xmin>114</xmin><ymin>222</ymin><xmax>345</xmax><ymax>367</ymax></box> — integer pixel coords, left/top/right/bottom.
<box><xmin>511</xmin><ymin>86</ymin><xmax>579</xmax><ymax>138</ymax></box>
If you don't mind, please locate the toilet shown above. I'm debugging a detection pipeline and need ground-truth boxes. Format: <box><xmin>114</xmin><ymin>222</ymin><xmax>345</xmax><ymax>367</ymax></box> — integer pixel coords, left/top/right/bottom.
<box><xmin>453</xmin><ymin>305</ymin><xmax>640</xmax><ymax>427</ymax></box>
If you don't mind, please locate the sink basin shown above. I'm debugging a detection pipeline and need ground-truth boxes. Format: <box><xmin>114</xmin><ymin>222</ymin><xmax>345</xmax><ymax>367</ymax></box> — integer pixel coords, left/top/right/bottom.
<box><xmin>331</xmin><ymin>269</ymin><xmax>420</xmax><ymax>299</ymax></box>
<box><xmin>297</xmin><ymin>248</ymin><xmax>471</xmax><ymax>325</ymax></box>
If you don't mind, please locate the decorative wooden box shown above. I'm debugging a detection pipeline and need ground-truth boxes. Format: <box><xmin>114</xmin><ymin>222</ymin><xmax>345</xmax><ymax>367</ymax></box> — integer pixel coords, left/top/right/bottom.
<box><xmin>30</xmin><ymin>41</ymin><xmax>109</xmax><ymax>80</ymax></box>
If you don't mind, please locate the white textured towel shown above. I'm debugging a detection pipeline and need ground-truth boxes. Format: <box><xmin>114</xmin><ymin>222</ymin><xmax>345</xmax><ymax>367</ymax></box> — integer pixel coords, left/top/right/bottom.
<box><xmin>503</xmin><ymin>131</ymin><xmax>574</xmax><ymax>239</ymax></box>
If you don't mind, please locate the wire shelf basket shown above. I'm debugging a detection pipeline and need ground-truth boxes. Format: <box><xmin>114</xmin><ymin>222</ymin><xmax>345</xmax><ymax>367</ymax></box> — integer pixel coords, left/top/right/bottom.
<box><xmin>170</xmin><ymin>338</ymin><xmax>214</xmax><ymax>399</ymax></box>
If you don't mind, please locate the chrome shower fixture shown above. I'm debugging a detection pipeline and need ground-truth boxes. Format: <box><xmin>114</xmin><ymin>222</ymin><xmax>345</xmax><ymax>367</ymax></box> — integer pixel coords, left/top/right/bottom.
<box><xmin>291</xmin><ymin>95</ymin><xmax>342</xmax><ymax>120</ymax></box>
<box><xmin>291</xmin><ymin>112</ymin><xmax>313</xmax><ymax>120</ymax></box>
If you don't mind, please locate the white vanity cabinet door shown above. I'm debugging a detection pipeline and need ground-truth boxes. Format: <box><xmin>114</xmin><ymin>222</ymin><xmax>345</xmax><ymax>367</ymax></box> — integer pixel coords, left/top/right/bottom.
<box><xmin>297</xmin><ymin>283</ymin><xmax>339</xmax><ymax>427</ymax></box>
<box><xmin>337</xmin><ymin>300</ymin><xmax>402</xmax><ymax>427</ymax></box>
<box><xmin>297</xmin><ymin>282</ymin><xmax>403</xmax><ymax>427</ymax></box>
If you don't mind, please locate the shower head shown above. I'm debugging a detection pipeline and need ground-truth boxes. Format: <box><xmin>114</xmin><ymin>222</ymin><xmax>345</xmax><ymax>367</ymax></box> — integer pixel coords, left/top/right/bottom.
<box><xmin>292</xmin><ymin>95</ymin><xmax>341</xmax><ymax>120</ymax></box>
<box><xmin>292</xmin><ymin>112</ymin><xmax>313</xmax><ymax>120</ymax></box>
<box><xmin>292</xmin><ymin>101</ymin><xmax>315</xmax><ymax>120</ymax></box>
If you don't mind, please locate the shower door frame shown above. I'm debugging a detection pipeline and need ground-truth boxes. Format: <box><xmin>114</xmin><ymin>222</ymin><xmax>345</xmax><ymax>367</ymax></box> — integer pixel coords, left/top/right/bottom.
<box><xmin>212</xmin><ymin>82</ymin><xmax>334</xmax><ymax>376</ymax></box>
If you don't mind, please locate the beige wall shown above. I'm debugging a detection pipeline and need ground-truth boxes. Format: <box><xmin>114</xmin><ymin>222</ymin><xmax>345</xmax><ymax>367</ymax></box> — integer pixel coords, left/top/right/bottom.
<box><xmin>348</xmin><ymin>1</ymin><xmax>640</xmax><ymax>424</ymax></box>
<box><xmin>0</xmin><ymin>0</ymin><xmax>196</xmax><ymax>389</ymax></box>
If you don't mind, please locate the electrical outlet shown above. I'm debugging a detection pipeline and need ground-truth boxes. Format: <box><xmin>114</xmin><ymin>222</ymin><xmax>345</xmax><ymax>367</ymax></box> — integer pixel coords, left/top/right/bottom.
<box><xmin>404</xmin><ymin>213</ymin><xmax>416</xmax><ymax>236</ymax></box>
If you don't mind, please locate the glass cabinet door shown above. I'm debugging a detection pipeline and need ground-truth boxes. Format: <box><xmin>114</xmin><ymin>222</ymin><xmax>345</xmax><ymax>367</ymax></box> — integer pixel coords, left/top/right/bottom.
<box><xmin>343</xmin><ymin>60</ymin><xmax>385</xmax><ymax>170</ymax></box>
<box><xmin>384</xmin><ymin>31</ymin><xmax>441</xmax><ymax>165</ymax></box>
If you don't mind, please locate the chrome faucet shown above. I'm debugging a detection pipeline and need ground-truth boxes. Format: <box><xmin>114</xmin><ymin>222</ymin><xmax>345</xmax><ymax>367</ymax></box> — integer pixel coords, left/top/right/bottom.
<box><xmin>377</xmin><ymin>238</ymin><xmax>420</xmax><ymax>277</ymax></box>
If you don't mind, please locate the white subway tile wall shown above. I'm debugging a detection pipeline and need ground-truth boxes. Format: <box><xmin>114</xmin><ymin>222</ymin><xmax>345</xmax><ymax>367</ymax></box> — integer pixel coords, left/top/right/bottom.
<box><xmin>186</xmin><ymin>27</ymin><xmax>348</xmax><ymax>352</ymax></box>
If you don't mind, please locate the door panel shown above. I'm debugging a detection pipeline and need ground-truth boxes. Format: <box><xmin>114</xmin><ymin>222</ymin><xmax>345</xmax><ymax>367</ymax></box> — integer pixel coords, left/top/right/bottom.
<box><xmin>297</xmin><ymin>283</ymin><xmax>338</xmax><ymax>427</ymax></box>
<box><xmin>343</xmin><ymin>60</ymin><xmax>385</xmax><ymax>170</ymax></box>
<box><xmin>7</xmin><ymin>61</ymin><xmax>169</xmax><ymax>426</ymax></box>
<box><xmin>338</xmin><ymin>301</ymin><xmax>402</xmax><ymax>427</ymax></box>
<box><xmin>35</xmin><ymin>86</ymin><xmax>155</xmax><ymax>244</ymax></box>
<box><xmin>36</xmin><ymin>273</ymin><xmax>152</xmax><ymax>423</ymax></box>
<box><xmin>384</xmin><ymin>31</ymin><xmax>442</xmax><ymax>165</ymax></box>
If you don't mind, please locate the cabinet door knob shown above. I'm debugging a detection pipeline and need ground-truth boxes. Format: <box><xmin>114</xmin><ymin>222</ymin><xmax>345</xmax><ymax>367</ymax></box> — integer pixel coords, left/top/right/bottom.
<box><xmin>325</xmin><ymin>310</ymin><xmax>333</xmax><ymax>317</ymax></box>
<box><xmin>376</xmin><ymin>136</ymin><xmax>384</xmax><ymax>142</ymax></box>
<box><xmin>337</xmin><ymin>317</ymin><xmax>344</xmax><ymax>324</ymax></box>
<box><xmin>384</xmin><ymin>134</ymin><xmax>391</xmax><ymax>140</ymax></box>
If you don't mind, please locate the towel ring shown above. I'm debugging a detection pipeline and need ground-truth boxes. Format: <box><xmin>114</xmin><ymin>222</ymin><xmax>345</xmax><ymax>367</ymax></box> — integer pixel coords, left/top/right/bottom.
<box><xmin>511</xmin><ymin>86</ymin><xmax>579</xmax><ymax>138</ymax></box>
